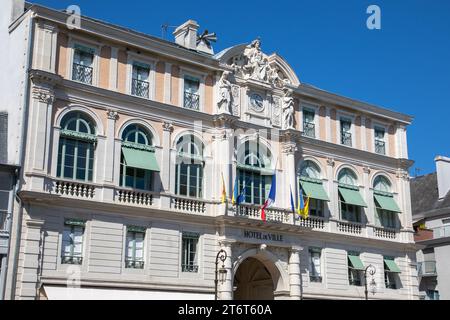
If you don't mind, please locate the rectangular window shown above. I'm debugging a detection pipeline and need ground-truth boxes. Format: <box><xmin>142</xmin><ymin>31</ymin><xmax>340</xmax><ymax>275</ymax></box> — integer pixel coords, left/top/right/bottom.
<box><xmin>340</xmin><ymin>195</ymin><xmax>361</xmax><ymax>223</ymax></box>
<box><xmin>175</xmin><ymin>161</ymin><xmax>203</xmax><ymax>198</ymax></box>
<box><xmin>302</xmin><ymin>109</ymin><xmax>316</xmax><ymax>138</ymax></box>
<box><xmin>348</xmin><ymin>252</ymin><xmax>363</xmax><ymax>286</ymax></box>
<box><xmin>131</xmin><ymin>63</ymin><xmax>150</xmax><ymax>98</ymax></box>
<box><xmin>237</xmin><ymin>170</ymin><xmax>270</xmax><ymax>206</ymax></box>
<box><xmin>309</xmin><ymin>248</ymin><xmax>322</xmax><ymax>282</ymax></box>
<box><xmin>384</xmin><ymin>270</ymin><xmax>397</xmax><ymax>289</ymax></box>
<box><xmin>374</xmin><ymin>126</ymin><xmax>386</xmax><ymax>155</ymax></box>
<box><xmin>0</xmin><ymin>210</ymin><xmax>6</xmax><ymax>230</ymax></box>
<box><xmin>61</xmin><ymin>219</ymin><xmax>85</xmax><ymax>265</ymax></box>
<box><xmin>340</xmin><ymin>118</ymin><xmax>352</xmax><ymax>146</ymax></box>
<box><xmin>182</xmin><ymin>232</ymin><xmax>199</xmax><ymax>273</ymax></box>
<box><xmin>125</xmin><ymin>226</ymin><xmax>145</xmax><ymax>269</ymax></box>
<box><xmin>184</xmin><ymin>76</ymin><xmax>200</xmax><ymax>110</ymax></box>
<box><xmin>72</xmin><ymin>45</ymin><xmax>94</xmax><ymax>84</ymax></box>
<box><xmin>376</xmin><ymin>209</ymin><xmax>396</xmax><ymax>229</ymax></box>
<box><xmin>426</xmin><ymin>290</ymin><xmax>440</xmax><ymax>300</ymax></box>
<box><xmin>309</xmin><ymin>198</ymin><xmax>324</xmax><ymax>217</ymax></box>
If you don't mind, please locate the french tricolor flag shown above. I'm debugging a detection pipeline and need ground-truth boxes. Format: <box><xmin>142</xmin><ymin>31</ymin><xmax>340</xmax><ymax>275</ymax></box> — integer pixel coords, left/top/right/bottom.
<box><xmin>261</xmin><ymin>174</ymin><xmax>276</xmax><ymax>222</ymax></box>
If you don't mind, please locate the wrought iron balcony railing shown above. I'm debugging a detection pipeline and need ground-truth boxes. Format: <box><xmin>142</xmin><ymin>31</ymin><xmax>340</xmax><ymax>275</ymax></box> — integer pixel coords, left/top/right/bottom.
<box><xmin>375</xmin><ymin>140</ymin><xmax>386</xmax><ymax>155</ymax></box>
<box><xmin>341</xmin><ymin>131</ymin><xmax>352</xmax><ymax>146</ymax></box>
<box><xmin>184</xmin><ymin>91</ymin><xmax>200</xmax><ymax>110</ymax></box>
<box><xmin>61</xmin><ymin>255</ymin><xmax>83</xmax><ymax>265</ymax></box>
<box><xmin>417</xmin><ymin>261</ymin><xmax>437</xmax><ymax>277</ymax></box>
<box><xmin>303</xmin><ymin>122</ymin><xmax>316</xmax><ymax>138</ymax></box>
<box><xmin>125</xmin><ymin>259</ymin><xmax>145</xmax><ymax>269</ymax></box>
<box><xmin>72</xmin><ymin>63</ymin><xmax>93</xmax><ymax>84</ymax></box>
<box><xmin>182</xmin><ymin>264</ymin><xmax>199</xmax><ymax>273</ymax></box>
<box><xmin>131</xmin><ymin>79</ymin><xmax>150</xmax><ymax>98</ymax></box>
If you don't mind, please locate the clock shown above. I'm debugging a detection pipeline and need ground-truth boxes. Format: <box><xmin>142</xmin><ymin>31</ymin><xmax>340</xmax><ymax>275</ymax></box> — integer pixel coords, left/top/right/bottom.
<box><xmin>249</xmin><ymin>93</ymin><xmax>264</xmax><ymax>112</ymax></box>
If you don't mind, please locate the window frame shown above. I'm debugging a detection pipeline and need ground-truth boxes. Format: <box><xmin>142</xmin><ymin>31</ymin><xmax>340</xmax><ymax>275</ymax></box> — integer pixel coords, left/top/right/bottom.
<box><xmin>347</xmin><ymin>252</ymin><xmax>363</xmax><ymax>286</ymax></box>
<box><xmin>67</xmin><ymin>37</ymin><xmax>100</xmax><ymax>86</ymax></box>
<box><xmin>309</xmin><ymin>248</ymin><xmax>323</xmax><ymax>283</ymax></box>
<box><xmin>181</xmin><ymin>232</ymin><xmax>200</xmax><ymax>273</ymax></box>
<box><xmin>339</xmin><ymin>116</ymin><xmax>354</xmax><ymax>147</ymax></box>
<box><xmin>126</xmin><ymin>54</ymin><xmax>156</xmax><ymax>100</ymax></box>
<box><xmin>61</xmin><ymin>219</ymin><xmax>86</xmax><ymax>265</ymax></box>
<box><xmin>301</xmin><ymin>104</ymin><xmax>319</xmax><ymax>138</ymax></box>
<box><xmin>125</xmin><ymin>226</ymin><xmax>146</xmax><ymax>269</ymax></box>
<box><xmin>179</xmin><ymin>68</ymin><xmax>206</xmax><ymax>111</ymax></box>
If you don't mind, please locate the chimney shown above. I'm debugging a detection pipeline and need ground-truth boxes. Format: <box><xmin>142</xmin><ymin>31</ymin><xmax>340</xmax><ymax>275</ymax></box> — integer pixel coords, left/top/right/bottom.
<box><xmin>173</xmin><ymin>20</ymin><xmax>199</xmax><ymax>51</ymax></box>
<box><xmin>435</xmin><ymin>156</ymin><xmax>450</xmax><ymax>200</ymax></box>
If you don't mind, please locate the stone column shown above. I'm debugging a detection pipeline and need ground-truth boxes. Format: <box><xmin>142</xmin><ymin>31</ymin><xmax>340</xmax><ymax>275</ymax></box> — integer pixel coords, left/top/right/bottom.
<box><xmin>289</xmin><ymin>246</ymin><xmax>303</xmax><ymax>300</ymax></box>
<box><xmin>26</xmin><ymin>71</ymin><xmax>60</xmax><ymax>191</ymax></box>
<box><xmin>363</xmin><ymin>166</ymin><xmax>372</xmax><ymax>225</ymax></box>
<box><xmin>280</xmin><ymin>129</ymin><xmax>300</xmax><ymax>210</ymax></box>
<box><xmin>326</xmin><ymin>158</ymin><xmax>337</xmax><ymax>219</ymax></box>
<box><xmin>102</xmin><ymin>110</ymin><xmax>118</xmax><ymax>201</ymax></box>
<box><xmin>160</xmin><ymin>122</ymin><xmax>173</xmax><ymax>207</ymax></box>
<box><xmin>218</xmin><ymin>241</ymin><xmax>233</xmax><ymax>300</ymax></box>
<box><xmin>18</xmin><ymin>218</ymin><xmax>45</xmax><ymax>300</ymax></box>
<box><xmin>397</xmin><ymin>169</ymin><xmax>414</xmax><ymax>242</ymax></box>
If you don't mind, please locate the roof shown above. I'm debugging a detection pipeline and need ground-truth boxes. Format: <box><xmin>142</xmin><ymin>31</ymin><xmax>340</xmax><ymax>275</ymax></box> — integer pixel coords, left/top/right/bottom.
<box><xmin>410</xmin><ymin>173</ymin><xmax>450</xmax><ymax>216</ymax></box>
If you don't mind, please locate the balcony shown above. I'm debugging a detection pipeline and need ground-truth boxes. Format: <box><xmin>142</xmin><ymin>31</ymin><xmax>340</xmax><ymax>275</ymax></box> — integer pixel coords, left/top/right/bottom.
<box><xmin>297</xmin><ymin>216</ymin><xmax>325</xmax><ymax>230</ymax></box>
<box><xmin>131</xmin><ymin>78</ymin><xmax>150</xmax><ymax>98</ymax></box>
<box><xmin>116</xmin><ymin>187</ymin><xmax>155</xmax><ymax>207</ymax></box>
<box><xmin>375</xmin><ymin>140</ymin><xmax>386</xmax><ymax>155</ymax></box>
<box><xmin>184</xmin><ymin>91</ymin><xmax>200</xmax><ymax>110</ymax></box>
<box><xmin>55</xmin><ymin>179</ymin><xmax>95</xmax><ymax>199</ymax></box>
<box><xmin>125</xmin><ymin>259</ymin><xmax>145</xmax><ymax>269</ymax></box>
<box><xmin>341</xmin><ymin>131</ymin><xmax>352</xmax><ymax>146</ymax></box>
<box><xmin>171</xmin><ymin>195</ymin><xmax>208</xmax><ymax>215</ymax></box>
<box><xmin>182</xmin><ymin>264</ymin><xmax>199</xmax><ymax>273</ymax></box>
<box><xmin>72</xmin><ymin>63</ymin><xmax>93</xmax><ymax>84</ymax></box>
<box><xmin>337</xmin><ymin>220</ymin><xmax>363</xmax><ymax>235</ymax></box>
<box><xmin>302</xmin><ymin>122</ymin><xmax>315</xmax><ymax>138</ymax></box>
<box><xmin>373</xmin><ymin>226</ymin><xmax>398</xmax><ymax>240</ymax></box>
<box><xmin>417</xmin><ymin>261</ymin><xmax>437</xmax><ymax>277</ymax></box>
<box><xmin>234</xmin><ymin>204</ymin><xmax>291</xmax><ymax>224</ymax></box>
<box><xmin>61</xmin><ymin>255</ymin><xmax>83</xmax><ymax>265</ymax></box>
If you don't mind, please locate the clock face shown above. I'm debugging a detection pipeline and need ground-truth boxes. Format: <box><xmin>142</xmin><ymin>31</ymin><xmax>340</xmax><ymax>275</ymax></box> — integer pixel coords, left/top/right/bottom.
<box><xmin>250</xmin><ymin>93</ymin><xmax>264</xmax><ymax>112</ymax></box>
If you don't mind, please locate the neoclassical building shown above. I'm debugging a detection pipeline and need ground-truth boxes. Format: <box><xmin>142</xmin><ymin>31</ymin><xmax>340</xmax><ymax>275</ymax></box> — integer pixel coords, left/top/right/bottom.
<box><xmin>1</xmin><ymin>1</ymin><xmax>419</xmax><ymax>300</ymax></box>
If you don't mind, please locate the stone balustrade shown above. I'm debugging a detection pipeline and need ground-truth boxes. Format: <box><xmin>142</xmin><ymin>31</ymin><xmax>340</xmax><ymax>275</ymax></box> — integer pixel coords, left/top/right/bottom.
<box><xmin>171</xmin><ymin>195</ymin><xmax>207</xmax><ymax>214</ymax></box>
<box><xmin>337</xmin><ymin>220</ymin><xmax>363</xmax><ymax>235</ymax></box>
<box><xmin>373</xmin><ymin>226</ymin><xmax>398</xmax><ymax>240</ymax></box>
<box><xmin>116</xmin><ymin>188</ymin><xmax>154</xmax><ymax>206</ymax></box>
<box><xmin>54</xmin><ymin>179</ymin><xmax>95</xmax><ymax>199</ymax></box>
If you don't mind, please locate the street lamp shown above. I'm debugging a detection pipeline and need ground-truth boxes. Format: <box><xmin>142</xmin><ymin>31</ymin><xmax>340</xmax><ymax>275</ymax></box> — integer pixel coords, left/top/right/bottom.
<box><xmin>364</xmin><ymin>264</ymin><xmax>376</xmax><ymax>300</ymax></box>
<box><xmin>215</xmin><ymin>249</ymin><xmax>228</xmax><ymax>300</ymax></box>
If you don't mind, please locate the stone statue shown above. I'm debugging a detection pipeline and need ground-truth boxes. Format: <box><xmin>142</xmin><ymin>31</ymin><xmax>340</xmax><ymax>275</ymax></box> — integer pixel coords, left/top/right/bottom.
<box><xmin>217</xmin><ymin>71</ymin><xmax>232</xmax><ymax>114</ymax></box>
<box><xmin>242</xmin><ymin>39</ymin><xmax>267</xmax><ymax>81</ymax></box>
<box><xmin>282</xmin><ymin>89</ymin><xmax>295</xmax><ymax>130</ymax></box>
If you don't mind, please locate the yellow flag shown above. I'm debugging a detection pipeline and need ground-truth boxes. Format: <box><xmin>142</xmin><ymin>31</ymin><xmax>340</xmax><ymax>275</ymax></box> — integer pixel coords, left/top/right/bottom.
<box><xmin>221</xmin><ymin>172</ymin><xmax>227</xmax><ymax>204</ymax></box>
<box><xmin>302</xmin><ymin>196</ymin><xmax>310</xmax><ymax>219</ymax></box>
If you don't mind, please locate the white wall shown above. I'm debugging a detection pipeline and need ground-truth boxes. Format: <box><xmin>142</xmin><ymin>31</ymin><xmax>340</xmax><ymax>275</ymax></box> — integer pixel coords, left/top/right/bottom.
<box><xmin>0</xmin><ymin>1</ymin><xmax>29</xmax><ymax>165</ymax></box>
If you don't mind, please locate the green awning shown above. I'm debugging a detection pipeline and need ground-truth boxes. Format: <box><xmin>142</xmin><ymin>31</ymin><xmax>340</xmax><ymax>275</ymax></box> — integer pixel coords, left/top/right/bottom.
<box><xmin>384</xmin><ymin>258</ymin><xmax>401</xmax><ymax>273</ymax></box>
<box><xmin>300</xmin><ymin>180</ymin><xmax>330</xmax><ymax>201</ymax></box>
<box><xmin>348</xmin><ymin>255</ymin><xmax>365</xmax><ymax>270</ymax></box>
<box><xmin>122</xmin><ymin>147</ymin><xmax>160</xmax><ymax>172</ymax></box>
<box><xmin>374</xmin><ymin>194</ymin><xmax>401</xmax><ymax>213</ymax></box>
<box><xmin>338</xmin><ymin>187</ymin><xmax>367</xmax><ymax>207</ymax></box>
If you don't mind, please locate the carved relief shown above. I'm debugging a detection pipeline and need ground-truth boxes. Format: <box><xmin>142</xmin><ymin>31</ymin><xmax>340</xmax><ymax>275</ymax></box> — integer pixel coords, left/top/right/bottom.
<box><xmin>231</xmin><ymin>85</ymin><xmax>240</xmax><ymax>116</ymax></box>
<box><xmin>106</xmin><ymin>109</ymin><xmax>118</xmax><ymax>121</ymax></box>
<box><xmin>32</xmin><ymin>87</ymin><xmax>54</xmax><ymax>104</ymax></box>
<box><xmin>162</xmin><ymin>121</ymin><xmax>174</xmax><ymax>132</ymax></box>
<box><xmin>217</xmin><ymin>71</ymin><xmax>232</xmax><ymax>114</ymax></box>
<box><xmin>271</xmin><ymin>96</ymin><xmax>282</xmax><ymax>127</ymax></box>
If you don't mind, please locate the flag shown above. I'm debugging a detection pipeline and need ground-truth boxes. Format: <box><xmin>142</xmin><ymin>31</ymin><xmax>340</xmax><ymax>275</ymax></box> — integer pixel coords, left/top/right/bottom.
<box><xmin>221</xmin><ymin>172</ymin><xmax>227</xmax><ymax>204</ymax></box>
<box><xmin>232</xmin><ymin>175</ymin><xmax>239</xmax><ymax>205</ymax></box>
<box><xmin>232</xmin><ymin>175</ymin><xmax>246</xmax><ymax>205</ymax></box>
<box><xmin>297</xmin><ymin>186</ymin><xmax>304</xmax><ymax>216</ymax></box>
<box><xmin>290</xmin><ymin>186</ymin><xmax>296</xmax><ymax>214</ymax></box>
<box><xmin>302</xmin><ymin>196</ymin><xmax>310</xmax><ymax>219</ymax></box>
<box><xmin>261</xmin><ymin>174</ymin><xmax>276</xmax><ymax>222</ymax></box>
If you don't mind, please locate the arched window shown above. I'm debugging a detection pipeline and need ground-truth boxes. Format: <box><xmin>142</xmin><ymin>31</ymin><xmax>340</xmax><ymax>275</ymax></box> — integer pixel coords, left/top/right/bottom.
<box><xmin>175</xmin><ymin>134</ymin><xmax>204</xmax><ymax>198</ymax></box>
<box><xmin>373</xmin><ymin>175</ymin><xmax>400</xmax><ymax>229</ymax></box>
<box><xmin>120</xmin><ymin>124</ymin><xmax>159</xmax><ymax>190</ymax></box>
<box><xmin>57</xmin><ymin>111</ymin><xmax>96</xmax><ymax>181</ymax></box>
<box><xmin>298</xmin><ymin>161</ymin><xmax>329</xmax><ymax>217</ymax></box>
<box><xmin>337</xmin><ymin>168</ymin><xmax>366</xmax><ymax>223</ymax></box>
<box><xmin>374</xmin><ymin>176</ymin><xmax>391</xmax><ymax>192</ymax></box>
<box><xmin>299</xmin><ymin>160</ymin><xmax>321</xmax><ymax>179</ymax></box>
<box><xmin>237</xmin><ymin>141</ymin><xmax>272</xmax><ymax>205</ymax></box>
<box><xmin>338</xmin><ymin>168</ymin><xmax>357</xmax><ymax>186</ymax></box>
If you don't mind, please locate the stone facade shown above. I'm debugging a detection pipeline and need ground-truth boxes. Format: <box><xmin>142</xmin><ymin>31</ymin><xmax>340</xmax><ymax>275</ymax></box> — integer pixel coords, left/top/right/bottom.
<box><xmin>0</xmin><ymin>2</ymin><xmax>419</xmax><ymax>300</ymax></box>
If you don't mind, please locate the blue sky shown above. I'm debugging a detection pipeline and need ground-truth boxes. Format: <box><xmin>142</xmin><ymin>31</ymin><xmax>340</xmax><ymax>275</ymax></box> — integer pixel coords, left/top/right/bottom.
<box><xmin>33</xmin><ymin>0</ymin><xmax>450</xmax><ymax>175</ymax></box>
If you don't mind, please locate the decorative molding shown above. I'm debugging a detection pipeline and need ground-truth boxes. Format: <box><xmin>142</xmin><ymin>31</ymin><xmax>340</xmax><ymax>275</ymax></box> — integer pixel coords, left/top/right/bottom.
<box><xmin>162</xmin><ymin>121</ymin><xmax>174</xmax><ymax>133</ymax></box>
<box><xmin>32</xmin><ymin>87</ymin><xmax>54</xmax><ymax>104</ymax></box>
<box><xmin>363</xmin><ymin>166</ymin><xmax>371</xmax><ymax>174</ymax></box>
<box><xmin>122</xmin><ymin>141</ymin><xmax>155</xmax><ymax>152</ymax></box>
<box><xmin>282</xmin><ymin>143</ymin><xmax>297</xmax><ymax>155</ymax></box>
<box><xmin>396</xmin><ymin>170</ymin><xmax>410</xmax><ymax>181</ymax></box>
<box><xmin>212</xmin><ymin>113</ymin><xmax>238</xmax><ymax>128</ymax></box>
<box><xmin>106</xmin><ymin>109</ymin><xmax>119</xmax><ymax>121</ymax></box>
<box><xmin>60</xmin><ymin>129</ymin><xmax>97</xmax><ymax>143</ymax></box>
<box><xmin>326</xmin><ymin>157</ymin><xmax>335</xmax><ymax>167</ymax></box>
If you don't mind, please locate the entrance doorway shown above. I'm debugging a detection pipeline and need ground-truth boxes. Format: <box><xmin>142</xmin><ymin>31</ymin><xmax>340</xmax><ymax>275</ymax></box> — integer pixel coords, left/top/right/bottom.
<box><xmin>233</xmin><ymin>257</ymin><xmax>274</xmax><ymax>300</ymax></box>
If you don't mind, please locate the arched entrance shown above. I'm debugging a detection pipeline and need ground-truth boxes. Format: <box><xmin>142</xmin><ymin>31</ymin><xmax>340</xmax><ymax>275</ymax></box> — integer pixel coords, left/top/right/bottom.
<box><xmin>233</xmin><ymin>257</ymin><xmax>274</xmax><ymax>300</ymax></box>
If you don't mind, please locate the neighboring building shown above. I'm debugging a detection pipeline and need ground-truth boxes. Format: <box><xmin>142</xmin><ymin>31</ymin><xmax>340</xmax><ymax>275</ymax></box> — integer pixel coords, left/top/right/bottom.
<box><xmin>1</xmin><ymin>0</ymin><xmax>419</xmax><ymax>300</ymax></box>
<box><xmin>412</xmin><ymin>156</ymin><xmax>450</xmax><ymax>300</ymax></box>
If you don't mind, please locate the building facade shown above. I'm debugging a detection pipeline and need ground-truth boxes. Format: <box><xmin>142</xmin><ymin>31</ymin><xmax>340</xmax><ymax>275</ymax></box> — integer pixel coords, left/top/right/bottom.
<box><xmin>1</xmin><ymin>1</ymin><xmax>419</xmax><ymax>300</ymax></box>
<box><xmin>412</xmin><ymin>156</ymin><xmax>450</xmax><ymax>300</ymax></box>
